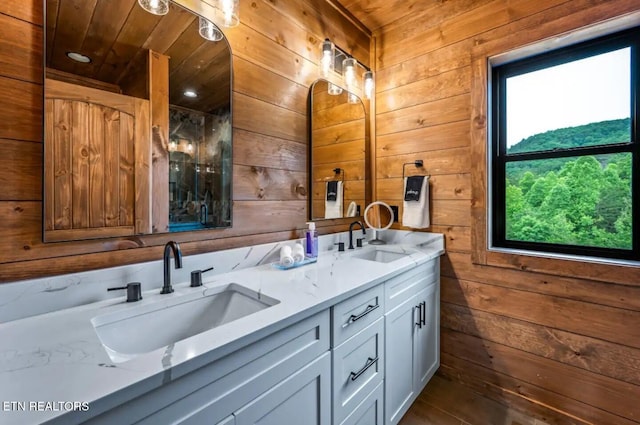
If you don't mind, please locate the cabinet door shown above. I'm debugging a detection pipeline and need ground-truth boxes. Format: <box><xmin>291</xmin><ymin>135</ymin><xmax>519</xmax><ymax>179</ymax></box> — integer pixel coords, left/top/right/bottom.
<box><xmin>384</xmin><ymin>295</ymin><xmax>419</xmax><ymax>425</ymax></box>
<box><xmin>235</xmin><ymin>352</ymin><xmax>331</xmax><ymax>425</ymax></box>
<box><xmin>413</xmin><ymin>283</ymin><xmax>439</xmax><ymax>392</ymax></box>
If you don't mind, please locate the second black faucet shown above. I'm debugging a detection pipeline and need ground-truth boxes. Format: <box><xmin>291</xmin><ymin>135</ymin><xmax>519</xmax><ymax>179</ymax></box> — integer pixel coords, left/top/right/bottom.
<box><xmin>348</xmin><ymin>221</ymin><xmax>366</xmax><ymax>250</ymax></box>
<box><xmin>162</xmin><ymin>241</ymin><xmax>183</xmax><ymax>294</ymax></box>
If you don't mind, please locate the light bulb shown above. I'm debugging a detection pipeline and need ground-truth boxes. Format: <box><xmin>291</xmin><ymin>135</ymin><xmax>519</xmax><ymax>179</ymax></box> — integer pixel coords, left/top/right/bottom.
<box><xmin>343</xmin><ymin>57</ymin><xmax>357</xmax><ymax>89</ymax></box>
<box><xmin>320</xmin><ymin>39</ymin><xmax>333</xmax><ymax>77</ymax></box>
<box><xmin>220</xmin><ymin>0</ymin><xmax>239</xmax><ymax>27</ymax></box>
<box><xmin>363</xmin><ymin>71</ymin><xmax>374</xmax><ymax>100</ymax></box>
<box><xmin>348</xmin><ymin>92</ymin><xmax>359</xmax><ymax>104</ymax></box>
<box><xmin>169</xmin><ymin>140</ymin><xmax>177</xmax><ymax>151</ymax></box>
<box><xmin>187</xmin><ymin>142</ymin><xmax>194</xmax><ymax>152</ymax></box>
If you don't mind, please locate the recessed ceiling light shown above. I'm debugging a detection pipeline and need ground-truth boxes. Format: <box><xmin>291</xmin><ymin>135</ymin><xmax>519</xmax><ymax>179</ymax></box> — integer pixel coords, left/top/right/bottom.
<box><xmin>183</xmin><ymin>90</ymin><xmax>198</xmax><ymax>98</ymax></box>
<box><xmin>66</xmin><ymin>52</ymin><xmax>91</xmax><ymax>63</ymax></box>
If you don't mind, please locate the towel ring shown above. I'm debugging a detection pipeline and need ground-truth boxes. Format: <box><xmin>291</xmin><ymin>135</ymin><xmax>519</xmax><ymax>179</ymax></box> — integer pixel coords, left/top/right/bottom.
<box><xmin>402</xmin><ymin>160</ymin><xmax>425</xmax><ymax>180</ymax></box>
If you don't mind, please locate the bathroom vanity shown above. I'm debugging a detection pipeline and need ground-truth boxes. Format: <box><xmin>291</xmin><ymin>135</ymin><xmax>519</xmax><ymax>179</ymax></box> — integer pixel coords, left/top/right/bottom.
<box><xmin>0</xmin><ymin>231</ymin><xmax>443</xmax><ymax>425</ymax></box>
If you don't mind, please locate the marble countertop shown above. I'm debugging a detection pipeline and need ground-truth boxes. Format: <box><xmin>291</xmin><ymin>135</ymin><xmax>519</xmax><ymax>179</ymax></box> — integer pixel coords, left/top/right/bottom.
<box><xmin>0</xmin><ymin>232</ymin><xmax>443</xmax><ymax>424</ymax></box>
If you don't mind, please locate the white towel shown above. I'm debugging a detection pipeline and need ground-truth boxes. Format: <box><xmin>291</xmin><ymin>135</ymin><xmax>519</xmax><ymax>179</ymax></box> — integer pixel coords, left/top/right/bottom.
<box><xmin>324</xmin><ymin>181</ymin><xmax>343</xmax><ymax>219</ymax></box>
<box><xmin>402</xmin><ymin>176</ymin><xmax>430</xmax><ymax>228</ymax></box>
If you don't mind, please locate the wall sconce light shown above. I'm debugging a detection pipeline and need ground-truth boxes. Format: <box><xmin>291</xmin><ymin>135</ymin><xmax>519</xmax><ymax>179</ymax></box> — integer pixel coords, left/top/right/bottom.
<box><xmin>219</xmin><ymin>0</ymin><xmax>240</xmax><ymax>27</ymax></box>
<box><xmin>137</xmin><ymin>0</ymin><xmax>168</xmax><ymax>15</ymax></box>
<box><xmin>320</xmin><ymin>39</ymin><xmax>334</xmax><ymax>78</ymax></box>
<box><xmin>199</xmin><ymin>17</ymin><xmax>223</xmax><ymax>41</ymax></box>
<box><xmin>363</xmin><ymin>71</ymin><xmax>374</xmax><ymax>100</ymax></box>
<box><xmin>342</xmin><ymin>57</ymin><xmax>357</xmax><ymax>90</ymax></box>
<box><xmin>320</xmin><ymin>38</ymin><xmax>374</xmax><ymax>101</ymax></box>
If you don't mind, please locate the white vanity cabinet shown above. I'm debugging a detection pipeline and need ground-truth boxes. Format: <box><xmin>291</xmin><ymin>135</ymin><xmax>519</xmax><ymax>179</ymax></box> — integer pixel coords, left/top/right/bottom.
<box><xmin>66</xmin><ymin>257</ymin><xmax>439</xmax><ymax>425</ymax></box>
<box><xmin>383</xmin><ymin>259</ymin><xmax>440</xmax><ymax>425</ymax></box>
<box><xmin>82</xmin><ymin>310</ymin><xmax>330</xmax><ymax>425</ymax></box>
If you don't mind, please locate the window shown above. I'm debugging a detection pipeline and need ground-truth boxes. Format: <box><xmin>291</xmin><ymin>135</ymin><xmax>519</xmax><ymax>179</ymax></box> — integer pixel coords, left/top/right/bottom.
<box><xmin>491</xmin><ymin>27</ymin><xmax>639</xmax><ymax>260</ymax></box>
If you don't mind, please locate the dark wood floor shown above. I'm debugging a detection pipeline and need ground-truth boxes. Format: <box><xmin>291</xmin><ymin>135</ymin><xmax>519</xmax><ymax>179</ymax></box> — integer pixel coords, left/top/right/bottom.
<box><xmin>399</xmin><ymin>375</ymin><xmax>549</xmax><ymax>425</ymax></box>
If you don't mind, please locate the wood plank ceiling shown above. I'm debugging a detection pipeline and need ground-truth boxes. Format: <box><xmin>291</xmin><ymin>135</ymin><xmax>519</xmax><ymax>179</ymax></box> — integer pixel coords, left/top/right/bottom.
<box><xmin>336</xmin><ymin>0</ymin><xmax>440</xmax><ymax>31</ymax></box>
<box><xmin>46</xmin><ymin>0</ymin><xmax>230</xmax><ymax>112</ymax></box>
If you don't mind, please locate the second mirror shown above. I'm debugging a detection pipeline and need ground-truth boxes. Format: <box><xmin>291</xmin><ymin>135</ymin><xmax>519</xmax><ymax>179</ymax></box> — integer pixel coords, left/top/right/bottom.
<box><xmin>309</xmin><ymin>79</ymin><xmax>370</xmax><ymax>221</ymax></box>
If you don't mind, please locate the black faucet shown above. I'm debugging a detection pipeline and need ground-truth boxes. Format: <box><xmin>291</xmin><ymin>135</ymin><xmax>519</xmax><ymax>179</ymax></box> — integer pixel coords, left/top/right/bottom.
<box><xmin>348</xmin><ymin>221</ymin><xmax>366</xmax><ymax>250</ymax></box>
<box><xmin>162</xmin><ymin>241</ymin><xmax>182</xmax><ymax>294</ymax></box>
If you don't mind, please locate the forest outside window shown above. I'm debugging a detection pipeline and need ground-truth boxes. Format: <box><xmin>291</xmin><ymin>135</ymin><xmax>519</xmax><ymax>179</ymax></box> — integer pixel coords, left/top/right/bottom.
<box><xmin>491</xmin><ymin>27</ymin><xmax>639</xmax><ymax>261</ymax></box>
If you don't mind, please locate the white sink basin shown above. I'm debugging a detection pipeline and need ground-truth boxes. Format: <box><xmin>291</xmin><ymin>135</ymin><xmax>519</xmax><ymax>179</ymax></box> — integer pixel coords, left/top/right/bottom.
<box><xmin>91</xmin><ymin>283</ymin><xmax>279</xmax><ymax>363</ymax></box>
<box><xmin>352</xmin><ymin>248</ymin><xmax>411</xmax><ymax>263</ymax></box>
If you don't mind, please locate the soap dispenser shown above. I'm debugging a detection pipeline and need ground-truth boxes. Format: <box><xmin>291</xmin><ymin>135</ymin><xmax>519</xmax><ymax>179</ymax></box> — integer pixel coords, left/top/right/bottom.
<box><xmin>305</xmin><ymin>222</ymin><xmax>318</xmax><ymax>259</ymax></box>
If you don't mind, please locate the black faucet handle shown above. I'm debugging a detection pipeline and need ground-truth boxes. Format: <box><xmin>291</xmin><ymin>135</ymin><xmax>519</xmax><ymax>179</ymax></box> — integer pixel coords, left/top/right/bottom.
<box><xmin>356</xmin><ymin>238</ymin><xmax>364</xmax><ymax>248</ymax></box>
<box><xmin>107</xmin><ymin>282</ymin><xmax>143</xmax><ymax>302</ymax></box>
<box><xmin>334</xmin><ymin>242</ymin><xmax>345</xmax><ymax>252</ymax></box>
<box><xmin>190</xmin><ymin>266</ymin><xmax>214</xmax><ymax>287</ymax></box>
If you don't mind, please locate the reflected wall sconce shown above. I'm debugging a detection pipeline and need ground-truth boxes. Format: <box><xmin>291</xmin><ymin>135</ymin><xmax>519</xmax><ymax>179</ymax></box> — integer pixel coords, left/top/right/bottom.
<box><xmin>319</xmin><ymin>38</ymin><xmax>374</xmax><ymax>101</ymax></box>
<box><xmin>199</xmin><ymin>17</ymin><xmax>223</xmax><ymax>41</ymax></box>
<box><xmin>138</xmin><ymin>0</ymin><xmax>237</xmax><ymax>41</ymax></box>
<box><xmin>328</xmin><ymin>82</ymin><xmax>343</xmax><ymax>96</ymax></box>
<box><xmin>137</xmin><ymin>0</ymin><xmax>169</xmax><ymax>15</ymax></box>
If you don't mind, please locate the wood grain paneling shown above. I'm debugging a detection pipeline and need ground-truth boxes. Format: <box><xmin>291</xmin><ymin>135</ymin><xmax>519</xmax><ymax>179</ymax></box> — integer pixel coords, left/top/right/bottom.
<box><xmin>0</xmin><ymin>13</ymin><xmax>42</xmax><ymax>84</ymax></box>
<box><xmin>0</xmin><ymin>140</ymin><xmax>42</xmax><ymax>201</ymax></box>
<box><xmin>371</xmin><ymin>0</ymin><xmax>640</xmax><ymax>423</ymax></box>
<box><xmin>0</xmin><ymin>0</ymin><xmax>370</xmax><ymax>281</ymax></box>
<box><xmin>233</xmin><ymin>129</ymin><xmax>307</xmax><ymax>171</ymax></box>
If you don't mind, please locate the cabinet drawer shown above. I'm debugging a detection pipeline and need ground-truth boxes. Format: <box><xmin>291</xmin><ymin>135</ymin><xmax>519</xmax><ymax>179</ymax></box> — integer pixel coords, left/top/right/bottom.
<box><xmin>385</xmin><ymin>259</ymin><xmax>438</xmax><ymax>313</ymax></box>
<box><xmin>332</xmin><ymin>284</ymin><xmax>384</xmax><ymax>347</ymax></box>
<box><xmin>332</xmin><ymin>317</ymin><xmax>384</xmax><ymax>425</ymax></box>
<box><xmin>340</xmin><ymin>381</ymin><xmax>383</xmax><ymax>425</ymax></box>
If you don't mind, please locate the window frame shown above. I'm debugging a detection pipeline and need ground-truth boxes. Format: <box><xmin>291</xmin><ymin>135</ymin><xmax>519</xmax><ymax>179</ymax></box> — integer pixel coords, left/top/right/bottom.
<box><xmin>490</xmin><ymin>27</ymin><xmax>640</xmax><ymax>261</ymax></box>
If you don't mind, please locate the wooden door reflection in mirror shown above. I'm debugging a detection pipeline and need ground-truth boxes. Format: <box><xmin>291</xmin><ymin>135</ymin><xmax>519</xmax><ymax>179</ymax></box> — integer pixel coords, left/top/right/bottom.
<box><xmin>44</xmin><ymin>0</ymin><xmax>232</xmax><ymax>242</ymax></box>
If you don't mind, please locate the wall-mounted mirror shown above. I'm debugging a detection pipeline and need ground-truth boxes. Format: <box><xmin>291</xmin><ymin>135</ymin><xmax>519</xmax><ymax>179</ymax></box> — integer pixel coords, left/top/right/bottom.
<box><xmin>309</xmin><ymin>79</ymin><xmax>370</xmax><ymax>221</ymax></box>
<box><xmin>44</xmin><ymin>0</ymin><xmax>232</xmax><ymax>242</ymax></box>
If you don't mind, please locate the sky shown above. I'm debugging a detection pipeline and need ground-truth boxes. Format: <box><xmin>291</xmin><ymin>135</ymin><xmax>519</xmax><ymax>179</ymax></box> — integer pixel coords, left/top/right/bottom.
<box><xmin>506</xmin><ymin>47</ymin><xmax>630</xmax><ymax>147</ymax></box>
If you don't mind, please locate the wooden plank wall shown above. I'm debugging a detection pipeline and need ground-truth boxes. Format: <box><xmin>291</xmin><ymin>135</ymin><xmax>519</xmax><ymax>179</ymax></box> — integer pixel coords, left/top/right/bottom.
<box><xmin>0</xmin><ymin>0</ymin><xmax>370</xmax><ymax>281</ymax></box>
<box><xmin>373</xmin><ymin>0</ymin><xmax>640</xmax><ymax>424</ymax></box>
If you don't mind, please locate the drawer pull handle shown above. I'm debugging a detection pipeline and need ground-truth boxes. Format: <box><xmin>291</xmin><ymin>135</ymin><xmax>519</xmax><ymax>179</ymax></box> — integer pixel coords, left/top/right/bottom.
<box><xmin>344</xmin><ymin>304</ymin><xmax>379</xmax><ymax>327</ymax></box>
<box><xmin>420</xmin><ymin>301</ymin><xmax>426</xmax><ymax>326</ymax></box>
<box><xmin>350</xmin><ymin>356</ymin><xmax>379</xmax><ymax>381</ymax></box>
<box><xmin>415</xmin><ymin>303</ymin><xmax>422</xmax><ymax>328</ymax></box>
